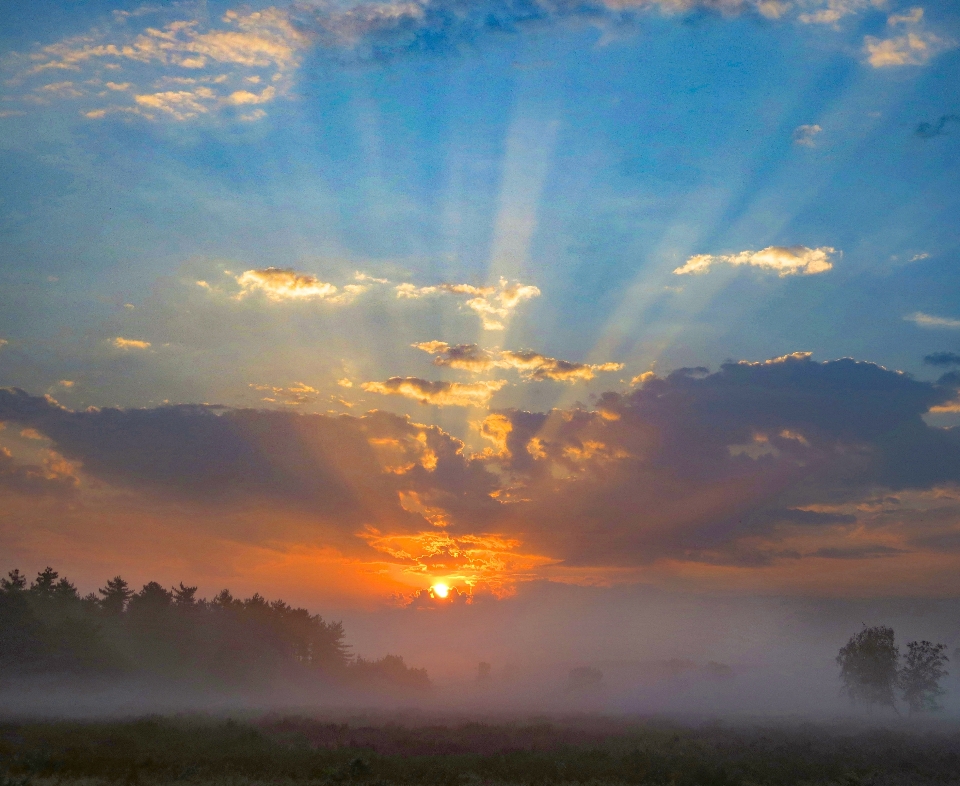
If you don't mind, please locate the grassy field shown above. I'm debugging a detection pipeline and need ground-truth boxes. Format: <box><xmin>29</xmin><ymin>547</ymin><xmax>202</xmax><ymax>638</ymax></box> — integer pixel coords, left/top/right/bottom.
<box><xmin>2</xmin><ymin>714</ymin><xmax>960</xmax><ymax>786</ymax></box>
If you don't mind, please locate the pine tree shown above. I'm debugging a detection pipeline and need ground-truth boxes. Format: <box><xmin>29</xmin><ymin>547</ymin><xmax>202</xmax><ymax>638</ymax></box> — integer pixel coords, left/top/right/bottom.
<box><xmin>98</xmin><ymin>576</ymin><xmax>133</xmax><ymax>614</ymax></box>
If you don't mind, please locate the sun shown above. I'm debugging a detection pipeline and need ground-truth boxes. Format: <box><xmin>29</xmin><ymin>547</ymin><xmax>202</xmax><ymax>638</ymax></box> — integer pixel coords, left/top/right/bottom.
<box><xmin>431</xmin><ymin>583</ymin><xmax>450</xmax><ymax>599</ymax></box>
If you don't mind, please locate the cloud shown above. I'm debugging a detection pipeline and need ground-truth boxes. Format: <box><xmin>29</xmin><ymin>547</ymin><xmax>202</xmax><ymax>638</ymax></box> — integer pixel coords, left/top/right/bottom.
<box><xmin>0</xmin><ymin>446</ymin><xmax>78</xmax><ymax>498</ymax></box>
<box><xmin>792</xmin><ymin>124</ymin><xmax>822</xmax><ymax>147</ymax></box>
<box><xmin>398</xmin><ymin>278</ymin><xmax>540</xmax><ymax>330</ymax></box>
<box><xmin>414</xmin><ymin>342</ymin><xmax>623</xmax><ymax>382</ymax></box>
<box><xmin>0</xmin><ymin>388</ymin><xmax>494</xmax><ymax>536</ymax></box>
<box><xmin>362</xmin><ymin>377</ymin><xmax>508</xmax><ymax>407</ymax></box>
<box><xmin>864</xmin><ymin>9</ymin><xmax>955</xmax><ymax>68</ymax></box>
<box><xmin>905</xmin><ymin>312</ymin><xmax>960</xmax><ymax>329</ymax></box>
<box><xmin>924</xmin><ymin>352</ymin><xmax>960</xmax><ymax>367</ymax></box>
<box><xmin>10</xmin><ymin>7</ymin><xmax>307</xmax><ymax>122</ymax></box>
<box><xmin>6</xmin><ymin>351</ymin><xmax>960</xmax><ymax>583</ymax></box>
<box><xmin>916</xmin><ymin>115</ymin><xmax>960</xmax><ymax>138</ymax></box>
<box><xmin>249</xmin><ymin>382</ymin><xmax>320</xmax><ymax>405</ymax></box>
<box><xmin>478</xmin><ymin>353</ymin><xmax>960</xmax><ymax>567</ymax></box>
<box><xmin>797</xmin><ymin>0</ymin><xmax>875</xmax><ymax>26</ymax></box>
<box><xmin>234</xmin><ymin>267</ymin><xmax>367</xmax><ymax>303</ymax></box>
<box><xmin>0</xmin><ymin>339</ymin><xmax>7</xmax><ymax>350</ymax></box>
<box><xmin>112</xmin><ymin>337</ymin><xmax>151</xmax><ymax>350</ymax></box>
<box><xmin>673</xmin><ymin>246</ymin><xmax>836</xmax><ymax>276</ymax></box>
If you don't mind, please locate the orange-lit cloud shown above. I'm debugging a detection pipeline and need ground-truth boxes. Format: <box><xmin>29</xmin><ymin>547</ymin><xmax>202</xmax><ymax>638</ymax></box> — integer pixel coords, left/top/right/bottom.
<box><xmin>4</xmin><ymin>351</ymin><xmax>960</xmax><ymax>599</ymax></box>
<box><xmin>413</xmin><ymin>342</ymin><xmax>622</xmax><ymax>382</ymax></box>
<box><xmin>112</xmin><ymin>337</ymin><xmax>151</xmax><ymax>350</ymax></box>
<box><xmin>361</xmin><ymin>377</ymin><xmax>507</xmax><ymax>407</ymax></box>
<box><xmin>234</xmin><ymin>267</ymin><xmax>367</xmax><ymax>303</ymax></box>
<box><xmin>249</xmin><ymin>382</ymin><xmax>320</xmax><ymax>405</ymax></box>
<box><xmin>397</xmin><ymin>278</ymin><xmax>540</xmax><ymax>330</ymax></box>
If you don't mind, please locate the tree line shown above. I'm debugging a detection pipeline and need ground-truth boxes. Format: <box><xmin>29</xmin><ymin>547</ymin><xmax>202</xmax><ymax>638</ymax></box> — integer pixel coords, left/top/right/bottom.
<box><xmin>837</xmin><ymin>625</ymin><xmax>949</xmax><ymax>714</ymax></box>
<box><xmin>0</xmin><ymin>567</ymin><xmax>430</xmax><ymax>691</ymax></box>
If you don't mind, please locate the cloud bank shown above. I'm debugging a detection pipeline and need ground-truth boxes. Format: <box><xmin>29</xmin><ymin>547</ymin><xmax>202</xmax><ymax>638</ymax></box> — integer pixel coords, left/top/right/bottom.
<box><xmin>4</xmin><ymin>353</ymin><xmax>960</xmax><ymax>594</ymax></box>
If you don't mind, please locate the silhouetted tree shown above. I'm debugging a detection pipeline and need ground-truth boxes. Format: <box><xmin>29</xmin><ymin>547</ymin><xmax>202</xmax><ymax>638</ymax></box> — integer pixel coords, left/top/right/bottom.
<box><xmin>1</xmin><ymin>569</ymin><xmax>27</xmax><ymax>592</ymax></box>
<box><xmin>173</xmin><ymin>582</ymin><xmax>198</xmax><ymax>606</ymax></box>
<box><xmin>31</xmin><ymin>567</ymin><xmax>59</xmax><ymax>598</ymax></box>
<box><xmin>837</xmin><ymin>625</ymin><xmax>900</xmax><ymax>711</ymax></box>
<box><xmin>128</xmin><ymin>582</ymin><xmax>173</xmax><ymax>613</ymax></box>
<box><xmin>900</xmin><ymin>640</ymin><xmax>949</xmax><ymax>713</ymax></box>
<box><xmin>98</xmin><ymin>576</ymin><xmax>133</xmax><ymax>614</ymax></box>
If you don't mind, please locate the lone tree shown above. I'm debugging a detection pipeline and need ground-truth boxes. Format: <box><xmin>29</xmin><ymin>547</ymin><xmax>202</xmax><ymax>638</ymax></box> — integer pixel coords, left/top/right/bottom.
<box><xmin>900</xmin><ymin>640</ymin><xmax>949</xmax><ymax>713</ymax></box>
<box><xmin>837</xmin><ymin>625</ymin><xmax>900</xmax><ymax>711</ymax></box>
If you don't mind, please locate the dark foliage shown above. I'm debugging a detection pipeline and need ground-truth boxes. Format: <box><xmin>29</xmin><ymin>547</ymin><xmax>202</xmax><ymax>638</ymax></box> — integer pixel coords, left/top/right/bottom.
<box><xmin>3</xmin><ymin>716</ymin><xmax>960</xmax><ymax>786</ymax></box>
<box><xmin>901</xmin><ymin>641</ymin><xmax>949</xmax><ymax>714</ymax></box>
<box><xmin>0</xmin><ymin>567</ymin><xmax>428</xmax><ymax>692</ymax></box>
<box><xmin>837</xmin><ymin>626</ymin><xmax>900</xmax><ymax>711</ymax></box>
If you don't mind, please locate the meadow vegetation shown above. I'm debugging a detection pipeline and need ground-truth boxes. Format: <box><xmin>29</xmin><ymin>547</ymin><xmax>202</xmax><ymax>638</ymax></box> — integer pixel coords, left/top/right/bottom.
<box><xmin>3</xmin><ymin>715</ymin><xmax>960</xmax><ymax>786</ymax></box>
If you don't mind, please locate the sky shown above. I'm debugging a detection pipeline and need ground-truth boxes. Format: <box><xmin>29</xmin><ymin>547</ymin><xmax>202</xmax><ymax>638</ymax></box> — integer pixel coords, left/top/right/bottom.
<box><xmin>1</xmin><ymin>0</ymin><xmax>960</xmax><ymax>665</ymax></box>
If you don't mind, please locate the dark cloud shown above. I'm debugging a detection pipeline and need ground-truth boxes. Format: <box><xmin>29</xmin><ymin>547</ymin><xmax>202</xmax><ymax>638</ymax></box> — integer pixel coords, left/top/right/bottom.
<box><xmin>4</xmin><ymin>353</ymin><xmax>960</xmax><ymax>573</ymax></box>
<box><xmin>924</xmin><ymin>351</ymin><xmax>960</xmax><ymax>366</ymax></box>
<box><xmin>915</xmin><ymin>115</ymin><xmax>960</xmax><ymax>139</ymax></box>
<box><xmin>805</xmin><ymin>546</ymin><xmax>904</xmax><ymax>560</ymax></box>
<box><xmin>0</xmin><ymin>388</ymin><xmax>494</xmax><ymax>532</ymax></box>
<box><xmin>477</xmin><ymin>354</ymin><xmax>960</xmax><ymax>566</ymax></box>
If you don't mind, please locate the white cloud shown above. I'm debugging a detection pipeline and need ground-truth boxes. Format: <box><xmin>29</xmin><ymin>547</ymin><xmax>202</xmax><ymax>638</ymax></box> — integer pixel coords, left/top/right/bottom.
<box><xmin>674</xmin><ymin>245</ymin><xmax>836</xmax><ymax>276</ymax></box>
<box><xmin>864</xmin><ymin>8</ymin><xmax>956</xmax><ymax>67</ymax></box>
<box><xmin>361</xmin><ymin>377</ymin><xmax>507</xmax><ymax>407</ymax></box>
<box><xmin>905</xmin><ymin>312</ymin><xmax>960</xmax><ymax>329</ymax></box>
<box><xmin>793</xmin><ymin>123</ymin><xmax>822</xmax><ymax>146</ymax></box>
<box><xmin>797</xmin><ymin>0</ymin><xmax>873</xmax><ymax>25</ymax></box>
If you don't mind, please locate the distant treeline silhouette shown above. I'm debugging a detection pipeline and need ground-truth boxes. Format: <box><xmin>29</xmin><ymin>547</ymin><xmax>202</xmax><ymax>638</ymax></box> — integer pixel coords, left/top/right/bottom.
<box><xmin>0</xmin><ymin>567</ymin><xmax>430</xmax><ymax>691</ymax></box>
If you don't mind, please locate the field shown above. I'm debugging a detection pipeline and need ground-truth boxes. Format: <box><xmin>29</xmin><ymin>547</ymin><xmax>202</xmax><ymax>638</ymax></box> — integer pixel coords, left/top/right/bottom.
<box><xmin>3</xmin><ymin>715</ymin><xmax>960</xmax><ymax>786</ymax></box>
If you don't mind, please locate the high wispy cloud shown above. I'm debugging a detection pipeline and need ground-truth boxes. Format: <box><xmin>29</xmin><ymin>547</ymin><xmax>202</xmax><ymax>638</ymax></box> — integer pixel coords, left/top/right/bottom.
<box><xmin>249</xmin><ymin>382</ymin><xmax>320</xmax><ymax>405</ymax></box>
<box><xmin>7</xmin><ymin>7</ymin><xmax>307</xmax><ymax>122</ymax></box>
<box><xmin>906</xmin><ymin>312</ymin><xmax>960</xmax><ymax>329</ymax></box>
<box><xmin>673</xmin><ymin>245</ymin><xmax>836</xmax><ymax>276</ymax></box>
<box><xmin>361</xmin><ymin>377</ymin><xmax>508</xmax><ymax>407</ymax></box>
<box><xmin>7</xmin><ymin>0</ymin><xmax>945</xmax><ymax>123</ymax></box>
<box><xmin>413</xmin><ymin>342</ymin><xmax>622</xmax><ymax>382</ymax></box>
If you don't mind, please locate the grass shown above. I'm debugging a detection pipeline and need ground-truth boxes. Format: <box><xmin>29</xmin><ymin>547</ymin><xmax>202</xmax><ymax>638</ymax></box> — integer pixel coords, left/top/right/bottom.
<box><xmin>2</xmin><ymin>714</ymin><xmax>960</xmax><ymax>786</ymax></box>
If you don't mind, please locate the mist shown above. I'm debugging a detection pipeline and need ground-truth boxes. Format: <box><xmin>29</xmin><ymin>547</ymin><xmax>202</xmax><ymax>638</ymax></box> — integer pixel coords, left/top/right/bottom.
<box><xmin>4</xmin><ymin>570</ymin><xmax>959</xmax><ymax>721</ymax></box>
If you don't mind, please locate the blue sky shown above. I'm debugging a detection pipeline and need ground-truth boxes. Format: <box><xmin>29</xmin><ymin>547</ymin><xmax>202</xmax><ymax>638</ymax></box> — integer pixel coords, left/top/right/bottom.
<box><xmin>1</xmin><ymin>0</ymin><xmax>960</xmax><ymax>605</ymax></box>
